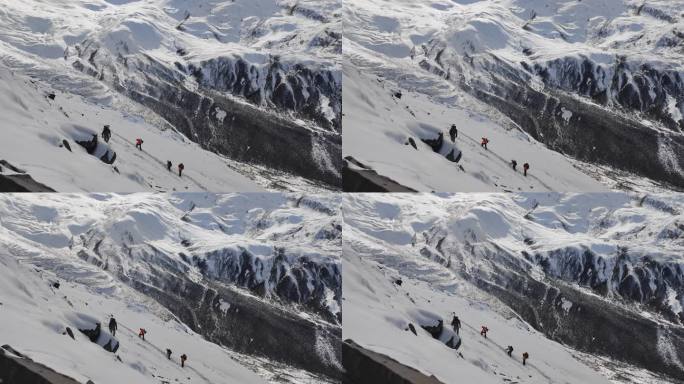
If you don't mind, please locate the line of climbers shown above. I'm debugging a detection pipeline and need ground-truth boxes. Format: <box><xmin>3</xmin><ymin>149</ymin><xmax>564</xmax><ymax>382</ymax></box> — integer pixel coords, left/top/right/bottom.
<box><xmin>108</xmin><ymin>316</ymin><xmax>189</xmax><ymax>369</ymax></box>
<box><xmin>101</xmin><ymin>125</ymin><xmax>186</xmax><ymax>178</ymax></box>
<box><xmin>447</xmin><ymin>313</ymin><xmax>530</xmax><ymax>366</ymax></box>
<box><xmin>447</xmin><ymin>124</ymin><xmax>531</xmax><ymax>177</ymax></box>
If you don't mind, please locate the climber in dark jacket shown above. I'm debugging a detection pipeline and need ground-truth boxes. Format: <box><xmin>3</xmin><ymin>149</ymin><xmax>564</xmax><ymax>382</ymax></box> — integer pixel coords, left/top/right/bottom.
<box><xmin>506</xmin><ymin>345</ymin><xmax>514</xmax><ymax>357</ymax></box>
<box><xmin>480</xmin><ymin>325</ymin><xmax>489</xmax><ymax>338</ymax></box>
<box><xmin>511</xmin><ymin>160</ymin><xmax>517</xmax><ymax>171</ymax></box>
<box><xmin>523</xmin><ymin>162</ymin><xmax>530</xmax><ymax>176</ymax></box>
<box><xmin>108</xmin><ymin>316</ymin><xmax>117</xmax><ymax>337</ymax></box>
<box><xmin>178</xmin><ymin>163</ymin><xmax>185</xmax><ymax>177</ymax></box>
<box><xmin>166</xmin><ymin>349</ymin><xmax>172</xmax><ymax>360</ymax></box>
<box><xmin>102</xmin><ymin>125</ymin><xmax>111</xmax><ymax>143</ymax></box>
<box><xmin>522</xmin><ymin>352</ymin><xmax>529</xmax><ymax>365</ymax></box>
<box><xmin>166</xmin><ymin>160</ymin><xmax>172</xmax><ymax>172</ymax></box>
<box><xmin>449</xmin><ymin>124</ymin><xmax>458</xmax><ymax>142</ymax></box>
<box><xmin>181</xmin><ymin>354</ymin><xmax>188</xmax><ymax>368</ymax></box>
<box><xmin>450</xmin><ymin>314</ymin><xmax>461</xmax><ymax>334</ymax></box>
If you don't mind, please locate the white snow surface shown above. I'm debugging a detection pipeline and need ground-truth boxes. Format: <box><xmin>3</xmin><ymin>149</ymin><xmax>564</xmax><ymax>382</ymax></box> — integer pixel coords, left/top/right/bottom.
<box><xmin>343</xmin><ymin>192</ymin><xmax>684</xmax><ymax>384</ymax></box>
<box><xmin>0</xmin><ymin>66</ymin><xmax>262</xmax><ymax>192</ymax></box>
<box><xmin>0</xmin><ymin>0</ymin><xmax>341</xmax><ymax>192</ymax></box>
<box><xmin>343</xmin><ymin>0</ymin><xmax>684</xmax><ymax>192</ymax></box>
<box><xmin>343</xmin><ymin>66</ymin><xmax>607</xmax><ymax>192</ymax></box>
<box><xmin>0</xmin><ymin>192</ymin><xmax>341</xmax><ymax>384</ymax></box>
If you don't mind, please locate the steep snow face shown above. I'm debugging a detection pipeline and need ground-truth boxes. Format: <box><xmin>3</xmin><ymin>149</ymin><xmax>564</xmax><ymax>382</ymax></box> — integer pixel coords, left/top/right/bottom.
<box><xmin>0</xmin><ymin>66</ymin><xmax>264</xmax><ymax>192</ymax></box>
<box><xmin>0</xmin><ymin>248</ymin><xmax>269</xmax><ymax>384</ymax></box>
<box><xmin>343</xmin><ymin>66</ymin><xmax>608</xmax><ymax>192</ymax></box>
<box><xmin>0</xmin><ymin>193</ymin><xmax>342</xmax><ymax>383</ymax></box>
<box><xmin>343</xmin><ymin>193</ymin><xmax>684</xmax><ymax>383</ymax></box>
<box><xmin>0</xmin><ymin>0</ymin><xmax>342</xmax><ymax>190</ymax></box>
<box><xmin>344</xmin><ymin>0</ymin><xmax>684</xmax><ymax>191</ymax></box>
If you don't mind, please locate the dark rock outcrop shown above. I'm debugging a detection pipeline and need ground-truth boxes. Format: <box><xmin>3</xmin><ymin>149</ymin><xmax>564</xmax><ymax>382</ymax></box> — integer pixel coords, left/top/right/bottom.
<box><xmin>343</xmin><ymin>156</ymin><xmax>418</xmax><ymax>192</ymax></box>
<box><xmin>71</xmin><ymin>44</ymin><xmax>341</xmax><ymax>188</ymax></box>
<box><xmin>0</xmin><ymin>345</ymin><xmax>82</xmax><ymax>384</ymax></box>
<box><xmin>419</xmin><ymin>44</ymin><xmax>684</xmax><ymax>188</ymax></box>
<box><xmin>0</xmin><ymin>174</ymin><xmax>56</xmax><ymax>192</ymax></box>
<box><xmin>343</xmin><ymin>340</ymin><xmax>445</xmax><ymax>384</ymax></box>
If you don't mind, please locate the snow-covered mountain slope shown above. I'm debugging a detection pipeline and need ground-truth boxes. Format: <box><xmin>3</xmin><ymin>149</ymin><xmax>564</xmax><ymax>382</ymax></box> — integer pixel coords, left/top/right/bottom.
<box><xmin>0</xmin><ymin>66</ymin><xmax>266</xmax><ymax>192</ymax></box>
<box><xmin>0</xmin><ymin>248</ymin><xmax>268</xmax><ymax>384</ymax></box>
<box><xmin>343</xmin><ymin>66</ymin><xmax>608</xmax><ymax>192</ymax></box>
<box><xmin>0</xmin><ymin>193</ymin><xmax>342</xmax><ymax>383</ymax></box>
<box><xmin>0</xmin><ymin>0</ymin><xmax>341</xmax><ymax>191</ymax></box>
<box><xmin>343</xmin><ymin>0</ymin><xmax>684</xmax><ymax>192</ymax></box>
<box><xmin>342</xmin><ymin>193</ymin><xmax>684</xmax><ymax>383</ymax></box>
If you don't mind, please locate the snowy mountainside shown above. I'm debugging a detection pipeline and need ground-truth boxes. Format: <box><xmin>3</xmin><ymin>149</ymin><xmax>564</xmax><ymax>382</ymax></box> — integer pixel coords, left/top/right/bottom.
<box><xmin>343</xmin><ymin>193</ymin><xmax>684</xmax><ymax>383</ymax></box>
<box><xmin>0</xmin><ymin>193</ymin><xmax>342</xmax><ymax>383</ymax></box>
<box><xmin>0</xmin><ymin>66</ymin><xmax>266</xmax><ymax>192</ymax></box>
<box><xmin>343</xmin><ymin>66</ymin><xmax>608</xmax><ymax>192</ymax></box>
<box><xmin>343</xmin><ymin>0</ymin><xmax>684</xmax><ymax>191</ymax></box>
<box><xmin>0</xmin><ymin>249</ymin><xmax>268</xmax><ymax>384</ymax></box>
<box><xmin>0</xmin><ymin>0</ymin><xmax>341</xmax><ymax>190</ymax></box>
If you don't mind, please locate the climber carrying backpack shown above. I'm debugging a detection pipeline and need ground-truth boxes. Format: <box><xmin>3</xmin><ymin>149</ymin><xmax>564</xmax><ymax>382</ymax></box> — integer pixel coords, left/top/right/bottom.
<box><xmin>166</xmin><ymin>160</ymin><xmax>172</xmax><ymax>172</ymax></box>
<box><xmin>522</xmin><ymin>352</ymin><xmax>529</xmax><ymax>365</ymax></box>
<box><xmin>480</xmin><ymin>325</ymin><xmax>489</xmax><ymax>338</ymax></box>
<box><xmin>135</xmin><ymin>138</ymin><xmax>143</xmax><ymax>151</ymax></box>
<box><xmin>102</xmin><ymin>125</ymin><xmax>111</xmax><ymax>143</ymax></box>
<box><xmin>166</xmin><ymin>349</ymin><xmax>172</xmax><ymax>360</ymax></box>
<box><xmin>449</xmin><ymin>124</ymin><xmax>458</xmax><ymax>142</ymax></box>
<box><xmin>506</xmin><ymin>345</ymin><xmax>514</xmax><ymax>357</ymax></box>
<box><xmin>180</xmin><ymin>353</ymin><xmax>188</xmax><ymax>368</ymax></box>
<box><xmin>178</xmin><ymin>163</ymin><xmax>185</xmax><ymax>177</ymax></box>
<box><xmin>511</xmin><ymin>160</ymin><xmax>517</xmax><ymax>171</ymax></box>
<box><xmin>108</xmin><ymin>316</ymin><xmax>117</xmax><ymax>337</ymax></box>
<box><xmin>481</xmin><ymin>137</ymin><xmax>489</xmax><ymax>150</ymax></box>
<box><xmin>450</xmin><ymin>313</ymin><xmax>461</xmax><ymax>334</ymax></box>
<box><xmin>138</xmin><ymin>328</ymin><xmax>147</xmax><ymax>340</ymax></box>
<box><xmin>523</xmin><ymin>162</ymin><xmax>530</xmax><ymax>177</ymax></box>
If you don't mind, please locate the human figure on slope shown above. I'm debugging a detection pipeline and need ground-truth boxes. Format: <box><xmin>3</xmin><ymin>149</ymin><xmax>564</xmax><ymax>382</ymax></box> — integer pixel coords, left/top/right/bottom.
<box><xmin>180</xmin><ymin>353</ymin><xmax>188</xmax><ymax>368</ymax></box>
<box><xmin>523</xmin><ymin>162</ymin><xmax>530</xmax><ymax>177</ymax></box>
<box><xmin>166</xmin><ymin>349</ymin><xmax>172</xmax><ymax>360</ymax></box>
<box><xmin>178</xmin><ymin>163</ymin><xmax>185</xmax><ymax>177</ymax></box>
<box><xmin>506</xmin><ymin>345</ymin><xmax>514</xmax><ymax>357</ymax></box>
<box><xmin>481</xmin><ymin>137</ymin><xmax>489</xmax><ymax>150</ymax></box>
<box><xmin>102</xmin><ymin>125</ymin><xmax>111</xmax><ymax>143</ymax></box>
<box><xmin>138</xmin><ymin>328</ymin><xmax>147</xmax><ymax>340</ymax></box>
<box><xmin>522</xmin><ymin>352</ymin><xmax>529</xmax><ymax>365</ymax></box>
<box><xmin>449</xmin><ymin>124</ymin><xmax>458</xmax><ymax>142</ymax></box>
<box><xmin>450</xmin><ymin>313</ymin><xmax>461</xmax><ymax>334</ymax></box>
<box><xmin>166</xmin><ymin>160</ymin><xmax>172</xmax><ymax>172</ymax></box>
<box><xmin>108</xmin><ymin>316</ymin><xmax>117</xmax><ymax>337</ymax></box>
<box><xmin>480</xmin><ymin>325</ymin><xmax>488</xmax><ymax>338</ymax></box>
<box><xmin>135</xmin><ymin>138</ymin><xmax>143</xmax><ymax>151</ymax></box>
<box><xmin>511</xmin><ymin>160</ymin><xmax>517</xmax><ymax>171</ymax></box>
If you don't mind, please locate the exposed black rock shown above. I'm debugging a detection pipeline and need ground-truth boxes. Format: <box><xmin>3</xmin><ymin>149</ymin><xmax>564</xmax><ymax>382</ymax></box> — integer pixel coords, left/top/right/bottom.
<box><xmin>419</xmin><ymin>46</ymin><xmax>684</xmax><ymax>188</ymax></box>
<box><xmin>343</xmin><ymin>156</ymin><xmax>418</xmax><ymax>192</ymax></box>
<box><xmin>430</xmin><ymin>231</ymin><xmax>684</xmax><ymax>379</ymax></box>
<box><xmin>78</xmin><ymin>322</ymin><xmax>119</xmax><ymax>354</ymax></box>
<box><xmin>0</xmin><ymin>174</ymin><xmax>56</xmax><ymax>192</ymax></box>
<box><xmin>420</xmin><ymin>319</ymin><xmax>443</xmax><ymax>339</ymax></box>
<box><xmin>421</xmin><ymin>132</ymin><xmax>444</xmax><ymax>153</ymax></box>
<box><xmin>71</xmin><ymin>46</ymin><xmax>341</xmax><ymax>188</ymax></box>
<box><xmin>0</xmin><ymin>345</ymin><xmax>82</xmax><ymax>384</ymax></box>
<box><xmin>343</xmin><ymin>340</ymin><xmax>445</xmax><ymax>384</ymax></box>
<box><xmin>78</xmin><ymin>322</ymin><xmax>101</xmax><ymax>343</ymax></box>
